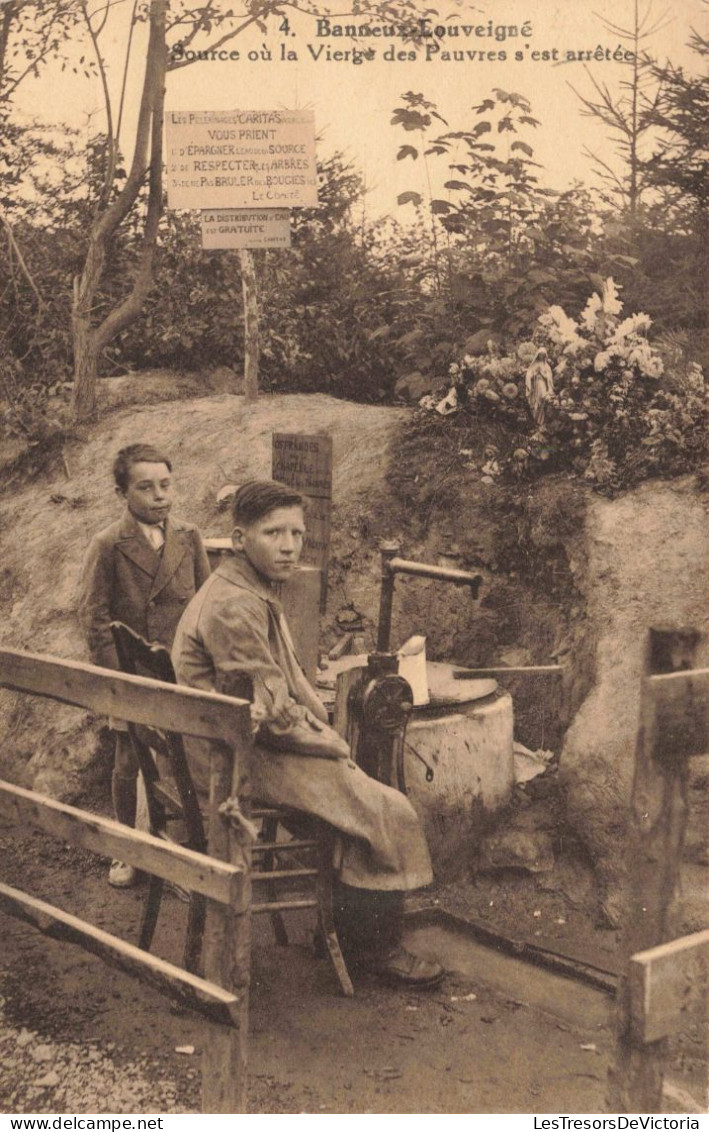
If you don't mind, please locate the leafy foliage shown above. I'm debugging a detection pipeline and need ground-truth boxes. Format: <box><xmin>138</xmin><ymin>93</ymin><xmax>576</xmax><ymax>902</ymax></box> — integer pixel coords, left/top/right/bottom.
<box><xmin>418</xmin><ymin>279</ymin><xmax>709</xmax><ymax>492</ymax></box>
<box><xmin>570</xmin><ymin>20</ymin><xmax>709</xmax><ymax>363</ymax></box>
<box><xmin>385</xmin><ymin>88</ymin><xmax>630</xmax><ymax>380</ymax></box>
<box><xmin>567</xmin><ymin>2</ymin><xmax>671</xmax><ymax>216</ymax></box>
<box><xmin>0</xmin><ymin>128</ymin><xmax>135</xmax><ymax>406</ymax></box>
<box><xmin>117</xmin><ymin>153</ymin><xmax>403</xmax><ymax>401</ymax></box>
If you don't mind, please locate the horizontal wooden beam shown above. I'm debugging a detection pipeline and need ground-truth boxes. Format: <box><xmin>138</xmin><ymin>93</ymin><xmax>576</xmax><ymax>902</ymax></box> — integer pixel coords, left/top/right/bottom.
<box><xmin>648</xmin><ymin>668</ymin><xmax>709</xmax><ymax>761</ymax></box>
<box><xmin>0</xmin><ymin>649</ymin><xmax>251</xmax><ymax>745</ymax></box>
<box><xmin>0</xmin><ymin>780</ymin><xmax>246</xmax><ymax>908</ymax></box>
<box><xmin>0</xmin><ymin>882</ymin><xmax>240</xmax><ymax>1025</ymax></box>
<box><xmin>629</xmin><ymin>929</ymin><xmax>709</xmax><ymax>1043</ymax></box>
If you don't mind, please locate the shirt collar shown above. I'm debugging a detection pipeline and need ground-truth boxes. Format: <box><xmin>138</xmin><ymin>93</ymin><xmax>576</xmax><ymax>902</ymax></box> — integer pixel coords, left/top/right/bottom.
<box><xmin>216</xmin><ymin>551</ymin><xmax>283</xmax><ymax>607</ymax></box>
<box><xmin>136</xmin><ymin>518</ymin><xmax>165</xmax><ymax>546</ymax></box>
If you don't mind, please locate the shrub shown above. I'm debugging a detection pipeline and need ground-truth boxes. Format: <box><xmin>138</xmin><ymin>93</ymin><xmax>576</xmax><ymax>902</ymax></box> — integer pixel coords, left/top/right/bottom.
<box><xmin>419</xmin><ymin>279</ymin><xmax>709</xmax><ymax>491</ymax></box>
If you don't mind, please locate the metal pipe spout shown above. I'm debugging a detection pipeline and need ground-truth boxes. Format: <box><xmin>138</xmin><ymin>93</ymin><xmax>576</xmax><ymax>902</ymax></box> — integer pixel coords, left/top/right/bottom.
<box><xmin>376</xmin><ymin>545</ymin><xmax>482</xmax><ymax>653</ymax></box>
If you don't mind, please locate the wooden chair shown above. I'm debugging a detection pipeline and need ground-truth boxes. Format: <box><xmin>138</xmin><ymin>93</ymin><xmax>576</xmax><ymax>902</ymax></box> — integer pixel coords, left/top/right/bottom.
<box><xmin>110</xmin><ymin>621</ymin><xmax>354</xmax><ymax>996</ymax></box>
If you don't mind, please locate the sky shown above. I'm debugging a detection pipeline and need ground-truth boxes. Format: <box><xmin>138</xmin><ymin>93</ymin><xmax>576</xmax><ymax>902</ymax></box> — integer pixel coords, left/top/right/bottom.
<box><xmin>13</xmin><ymin>0</ymin><xmax>708</xmax><ymax>222</ymax></box>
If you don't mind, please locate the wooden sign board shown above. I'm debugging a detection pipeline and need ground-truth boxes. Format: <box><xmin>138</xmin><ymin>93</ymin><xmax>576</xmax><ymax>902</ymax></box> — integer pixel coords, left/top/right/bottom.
<box><xmin>629</xmin><ymin>928</ymin><xmax>709</xmax><ymax>1044</ymax></box>
<box><xmin>201</xmin><ymin>209</ymin><xmax>291</xmax><ymax>250</ymax></box>
<box><xmin>272</xmin><ymin>434</ymin><xmax>332</xmax><ymax>611</ymax></box>
<box><xmin>166</xmin><ymin>110</ymin><xmax>318</xmax><ymax>210</ymax></box>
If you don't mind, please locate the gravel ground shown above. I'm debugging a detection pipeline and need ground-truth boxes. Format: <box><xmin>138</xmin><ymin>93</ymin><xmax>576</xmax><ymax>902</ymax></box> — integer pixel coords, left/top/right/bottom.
<box><xmin>0</xmin><ymin>1025</ymin><xmax>194</xmax><ymax>1114</ymax></box>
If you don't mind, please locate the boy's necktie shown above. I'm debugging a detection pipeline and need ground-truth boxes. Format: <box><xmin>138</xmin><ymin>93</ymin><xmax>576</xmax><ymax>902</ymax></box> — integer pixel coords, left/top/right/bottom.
<box><xmin>145</xmin><ymin>523</ymin><xmax>165</xmax><ymax>551</ymax></box>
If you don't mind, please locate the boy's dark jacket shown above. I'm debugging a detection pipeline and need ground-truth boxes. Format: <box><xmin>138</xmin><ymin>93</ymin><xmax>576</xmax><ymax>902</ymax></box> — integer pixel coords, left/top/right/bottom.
<box><xmin>78</xmin><ymin>510</ymin><xmax>211</xmax><ymax>670</ymax></box>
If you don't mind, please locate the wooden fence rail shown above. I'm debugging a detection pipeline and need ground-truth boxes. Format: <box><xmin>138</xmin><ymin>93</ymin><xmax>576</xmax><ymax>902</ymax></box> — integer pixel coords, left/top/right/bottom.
<box><xmin>0</xmin><ymin>881</ymin><xmax>241</xmax><ymax>1025</ymax></box>
<box><xmin>0</xmin><ymin>781</ymin><xmax>243</xmax><ymax>905</ymax></box>
<box><xmin>0</xmin><ymin>646</ymin><xmax>253</xmax><ymax>1113</ymax></box>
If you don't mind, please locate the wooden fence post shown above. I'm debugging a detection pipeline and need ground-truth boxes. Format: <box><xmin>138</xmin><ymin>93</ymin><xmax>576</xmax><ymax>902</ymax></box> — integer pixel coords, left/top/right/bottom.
<box><xmin>608</xmin><ymin>628</ymin><xmax>700</xmax><ymax>1112</ymax></box>
<box><xmin>201</xmin><ymin>735</ymin><xmax>253</xmax><ymax>1114</ymax></box>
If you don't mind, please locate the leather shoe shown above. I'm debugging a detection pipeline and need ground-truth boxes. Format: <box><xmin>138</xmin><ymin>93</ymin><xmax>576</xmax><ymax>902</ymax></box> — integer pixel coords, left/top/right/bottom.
<box><xmin>375</xmin><ymin>945</ymin><xmax>445</xmax><ymax>989</ymax></box>
<box><xmin>108</xmin><ymin>859</ymin><xmax>137</xmax><ymax>888</ymax></box>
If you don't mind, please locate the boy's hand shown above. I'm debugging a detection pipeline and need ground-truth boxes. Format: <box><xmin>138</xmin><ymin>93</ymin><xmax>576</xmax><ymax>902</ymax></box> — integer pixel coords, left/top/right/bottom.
<box><xmin>260</xmin><ymin>709</ymin><xmax>351</xmax><ymax>760</ymax></box>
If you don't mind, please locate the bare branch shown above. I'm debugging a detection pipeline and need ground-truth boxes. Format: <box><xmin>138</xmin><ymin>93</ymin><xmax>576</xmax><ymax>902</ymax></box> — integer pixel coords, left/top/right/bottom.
<box><xmin>116</xmin><ymin>0</ymin><xmax>139</xmax><ymax>151</ymax></box>
<box><xmin>0</xmin><ymin>215</ymin><xmax>45</xmax><ymax>310</ymax></box>
<box><xmin>569</xmin><ymin>74</ymin><xmax>633</xmax><ymax>138</ymax></box>
<box><xmin>168</xmin><ymin>6</ymin><xmax>267</xmax><ymax>69</ymax></box>
<box><xmin>174</xmin><ymin>0</ymin><xmax>216</xmax><ymax>52</ymax></box>
<box><xmin>582</xmin><ymin>146</ymin><xmax>628</xmax><ymax>195</ymax></box>
<box><xmin>95</xmin><ymin>0</ymin><xmax>166</xmax><ymax>349</ymax></box>
<box><xmin>73</xmin><ymin>0</ymin><xmax>160</xmax><ymax>330</ymax></box>
<box><xmin>80</xmin><ymin>0</ymin><xmax>116</xmax><ymax>210</ymax></box>
<box><xmin>596</xmin><ymin>16</ymin><xmax>636</xmax><ymax>38</ymax></box>
<box><xmin>643</xmin><ymin>13</ymin><xmax>674</xmax><ymax>37</ymax></box>
<box><xmin>0</xmin><ymin>2</ymin><xmax>16</xmax><ymax>92</ymax></box>
<box><xmin>1</xmin><ymin>0</ymin><xmax>83</xmax><ymax>103</ymax></box>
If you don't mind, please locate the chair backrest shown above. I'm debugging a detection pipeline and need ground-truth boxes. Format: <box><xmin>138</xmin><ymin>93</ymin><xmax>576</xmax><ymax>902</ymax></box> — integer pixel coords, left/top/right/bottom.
<box><xmin>110</xmin><ymin>621</ymin><xmax>206</xmax><ymax>852</ymax></box>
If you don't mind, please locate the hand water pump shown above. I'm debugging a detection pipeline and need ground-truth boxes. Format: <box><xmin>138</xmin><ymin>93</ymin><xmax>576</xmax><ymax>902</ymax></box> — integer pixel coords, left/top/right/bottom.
<box><xmin>344</xmin><ymin>542</ymin><xmax>482</xmax><ymax>792</ymax></box>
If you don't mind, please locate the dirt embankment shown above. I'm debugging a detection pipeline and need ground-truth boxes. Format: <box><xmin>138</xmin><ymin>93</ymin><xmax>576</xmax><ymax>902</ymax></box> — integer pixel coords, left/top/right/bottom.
<box><xmin>2</xmin><ymin>383</ymin><xmax>707</xmax><ymax>940</ymax></box>
<box><xmin>1</xmin><ymin>383</ymin><xmax>708</xmax><ymax>1113</ymax></box>
<box><xmin>0</xmin><ymin>383</ymin><xmax>583</xmax><ymax>799</ymax></box>
<box><xmin>0</xmin><ymin>391</ymin><xmax>409</xmax><ymax>795</ymax></box>
<box><xmin>561</xmin><ymin>478</ymin><xmax>709</xmax><ymax>927</ymax></box>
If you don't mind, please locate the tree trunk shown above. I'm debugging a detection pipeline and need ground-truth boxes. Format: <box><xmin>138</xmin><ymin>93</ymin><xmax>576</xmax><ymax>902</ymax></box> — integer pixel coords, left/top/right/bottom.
<box><xmin>70</xmin><ymin>0</ymin><xmax>167</xmax><ymax>423</ymax></box>
<box><xmin>71</xmin><ymin>280</ymin><xmax>100</xmax><ymax>420</ymax></box>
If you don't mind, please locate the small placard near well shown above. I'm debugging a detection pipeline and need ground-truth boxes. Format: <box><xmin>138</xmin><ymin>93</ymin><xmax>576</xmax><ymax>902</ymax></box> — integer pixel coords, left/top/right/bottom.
<box><xmin>201</xmin><ymin>209</ymin><xmax>291</xmax><ymax>250</ymax></box>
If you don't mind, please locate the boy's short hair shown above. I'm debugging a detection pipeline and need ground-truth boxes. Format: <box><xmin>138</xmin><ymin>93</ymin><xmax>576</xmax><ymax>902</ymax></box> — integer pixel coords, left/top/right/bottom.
<box><xmin>232</xmin><ymin>480</ymin><xmax>305</xmax><ymax>526</ymax></box>
<box><xmin>113</xmin><ymin>444</ymin><xmax>172</xmax><ymax>492</ymax></box>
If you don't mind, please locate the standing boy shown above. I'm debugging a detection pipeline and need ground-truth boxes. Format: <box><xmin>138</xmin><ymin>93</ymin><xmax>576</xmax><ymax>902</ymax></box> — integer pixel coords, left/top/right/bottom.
<box><xmin>79</xmin><ymin>443</ymin><xmax>211</xmax><ymax>887</ymax></box>
<box><xmin>172</xmin><ymin>479</ymin><xmax>444</xmax><ymax>986</ymax></box>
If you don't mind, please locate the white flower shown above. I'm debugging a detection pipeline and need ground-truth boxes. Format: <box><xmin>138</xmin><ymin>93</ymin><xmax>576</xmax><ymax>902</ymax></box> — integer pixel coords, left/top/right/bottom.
<box><xmin>640</xmin><ymin>355</ymin><xmax>664</xmax><ymax>379</ymax></box>
<box><xmin>481</xmin><ymin>463</ymin><xmax>500</xmax><ymax>478</ymax></box>
<box><xmin>687</xmin><ymin>362</ymin><xmax>705</xmax><ymax>391</ymax></box>
<box><xmin>611</xmin><ymin>313</ymin><xmax>652</xmax><ymax>343</ymax></box>
<box><xmin>538</xmin><ymin>305</ymin><xmax>584</xmax><ymax>352</ymax></box>
<box><xmin>580</xmin><ymin>292</ymin><xmax>603</xmax><ymax>333</ymax></box>
<box><xmin>435</xmin><ymin>387</ymin><xmax>459</xmax><ymax>415</ymax></box>
<box><xmin>601</xmin><ymin>278</ymin><xmax>623</xmax><ymax>317</ymax></box>
<box><xmin>621</xmin><ymin>341</ymin><xmax>663</xmax><ymax>378</ymax></box>
<box><xmin>581</xmin><ymin>279</ymin><xmax>623</xmax><ymax>334</ymax></box>
<box><xmin>594</xmin><ymin>350</ymin><xmax>612</xmax><ymax>372</ymax></box>
<box><xmin>562</xmin><ymin>335</ymin><xmax>586</xmax><ymax>357</ymax></box>
<box><xmin>517</xmin><ymin>341</ymin><xmax>538</xmax><ymax>364</ymax></box>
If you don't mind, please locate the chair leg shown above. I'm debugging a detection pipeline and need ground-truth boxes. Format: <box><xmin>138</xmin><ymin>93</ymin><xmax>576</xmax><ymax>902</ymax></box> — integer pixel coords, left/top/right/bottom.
<box><xmin>261</xmin><ymin>815</ymin><xmax>289</xmax><ymax>947</ymax></box>
<box><xmin>183</xmin><ymin>892</ymin><xmax>206</xmax><ymax>974</ymax></box>
<box><xmin>269</xmin><ymin>909</ymin><xmax>289</xmax><ymax>947</ymax></box>
<box><xmin>138</xmin><ymin>874</ymin><xmax>164</xmax><ymax>951</ymax></box>
<box><xmin>316</xmin><ymin>834</ymin><xmax>354</xmax><ymax>998</ymax></box>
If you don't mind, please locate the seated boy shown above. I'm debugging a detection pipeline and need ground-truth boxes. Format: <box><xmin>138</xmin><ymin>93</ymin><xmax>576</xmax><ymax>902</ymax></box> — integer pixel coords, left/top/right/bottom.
<box><xmin>172</xmin><ymin>479</ymin><xmax>444</xmax><ymax>987</ymax></box>
<box><xmin>78</xmin><ymin>443</ymin><xmax>211</xmax><ymax>887</ymax></box>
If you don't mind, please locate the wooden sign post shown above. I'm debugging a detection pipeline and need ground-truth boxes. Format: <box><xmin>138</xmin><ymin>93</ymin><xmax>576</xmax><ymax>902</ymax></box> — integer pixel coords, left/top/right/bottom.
<box><xmin>272</xmin><ymin>433</ymin><xmax>333</xmax><ymax>614</ymax></box>
<box><xmin>164</xmin><ymin>109</ymin><xmax>318</xmax><ymax>402</ymax></box>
